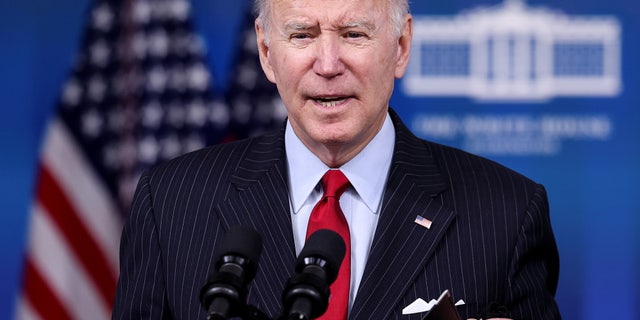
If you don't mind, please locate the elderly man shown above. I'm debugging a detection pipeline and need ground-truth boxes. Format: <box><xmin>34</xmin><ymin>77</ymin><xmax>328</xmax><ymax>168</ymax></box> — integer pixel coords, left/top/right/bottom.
<box><xmin>112</xmin><ymin>0</ymin><xmax>561</xmax><ymax>319</ymax></box>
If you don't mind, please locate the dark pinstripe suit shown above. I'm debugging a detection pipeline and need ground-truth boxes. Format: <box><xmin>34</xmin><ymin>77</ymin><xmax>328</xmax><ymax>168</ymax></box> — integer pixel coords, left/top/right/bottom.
<box><xmin>113</xmin><ymin>109</ymin><xmax>560</xmax><ymax>319</ymax></box>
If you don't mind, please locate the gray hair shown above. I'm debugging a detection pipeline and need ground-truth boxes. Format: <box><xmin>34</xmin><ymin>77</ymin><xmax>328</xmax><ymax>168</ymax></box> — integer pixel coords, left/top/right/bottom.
<box><xmin>254</xmin><ymin>0</ymin><xmax>410</xmax><ymax>45</ymax></box>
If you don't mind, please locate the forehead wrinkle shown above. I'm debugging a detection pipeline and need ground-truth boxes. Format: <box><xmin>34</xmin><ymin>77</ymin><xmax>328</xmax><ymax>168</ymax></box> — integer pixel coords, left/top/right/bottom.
<box><xmin>330</xmin><ymin>9</ymin><xmax>382</xmax><ymax>34</ymax></box>
<box><xmin>278</xmin><ymin>5</ymin><xmax>380</xmax><ymax>33</ymax></box>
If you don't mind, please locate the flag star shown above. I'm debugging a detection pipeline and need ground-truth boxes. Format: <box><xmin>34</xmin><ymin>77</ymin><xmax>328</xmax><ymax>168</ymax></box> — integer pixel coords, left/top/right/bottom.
<box><xmin>148</xmin><ymin>29</ymin><xmax>169</xmax><ymax>57</ymax></box>
<box><xmin>160</xmin><ymin>134</ymin><xmax>182</xmax><ymax>159</ymax></box>
<box><xmin>243</xmin><ymin>29</ymin><xmax>258</xmax><ymax>52</ymax></box>
<box><xmin>92</xmin><ymin>2</ymin><xmax>114</xmax><ymax>32</ymax></box>
<box><xmin>62</xmin><ymin>78</ymin><xmax>82</xmax><ymax>107</ymax></box>
<box><xmin>82</xmin><ymin>108</ymin><xmax>103</xmax><ymax>138</ymax></box>
<box><xmin>210</xmin><ymin>100</ymin><xmax>230</xmax><ymax>127</ymax></box>
<box><xmin>138</xmin><ymin>136</ymin><xmax>160</xmax><ymax>163</ymax></box>
<box><xmin>88</xmin><ymin>75</ymin><xmax>108</xmax><ymax>102</ymax></box>
<box><xmin>187</xmin><ymin>99</ymin><xmax>208</xmax><ymax>126</ymax></box>
<box><xmin>132</xmin><ymin>0</ymin><xmax>151</xmax><ymax>24</ymax></box>
<box><xmin>142</xmin><ymin>100</ymin><xmax>164</xmax><ymax>129</ymax></box>
<box><xmin>147</xmin><ymin>65</ymin><xmax>168</xmax><ymax>93</ymax></box>
<box><xmin>102</xmin><ymin>143</ymin><xmax>121</xmax><ymax>170</ymax></box>
<box><xmin>188</xmin><ymin>64</ymin><xmax>210</xmax><ymax>91</ymax></box>
<box><xmin>169</xmin><ymin>0</ymin><xmax>191</xmax><ymax>21</ymax></box>
<box><xmin>90</xmin><ymin>39</ymin><xmax>111</xmax><ymax>67</ymax></box>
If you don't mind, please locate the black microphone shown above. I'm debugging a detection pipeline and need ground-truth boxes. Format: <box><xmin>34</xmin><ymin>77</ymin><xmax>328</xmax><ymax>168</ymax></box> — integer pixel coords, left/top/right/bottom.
<box><xmin>200</xmin><ymin>225</ymin><xmax>263</xmax><ymax>320</ymax></box>
<box><xmin>281</xmin><ymin>229</ymin><xmax>346</xmax><ymax>320</ymax></box>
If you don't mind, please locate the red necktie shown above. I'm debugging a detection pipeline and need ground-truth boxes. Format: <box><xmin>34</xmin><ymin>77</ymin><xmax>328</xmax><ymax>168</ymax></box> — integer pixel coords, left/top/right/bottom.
<box><xmin>306</xmin><ymin>169</ymin><xmax>351</xmax><ymax>320</ymax></box>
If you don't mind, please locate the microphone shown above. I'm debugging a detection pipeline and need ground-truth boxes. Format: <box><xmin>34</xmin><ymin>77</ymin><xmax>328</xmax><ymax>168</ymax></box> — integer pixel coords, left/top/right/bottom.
<box><xmin>281</xmin><ymin>229</ymin><xmax>346</xmax><ymax>320</ymax></box>
<box><xmin>200</xmin><ymin>225</ymin><xmax>263</xmax><ymax>320</ymax></box>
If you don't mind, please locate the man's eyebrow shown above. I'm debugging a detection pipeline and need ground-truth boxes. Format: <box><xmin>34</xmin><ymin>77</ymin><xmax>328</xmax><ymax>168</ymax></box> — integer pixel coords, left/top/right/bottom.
<box><xmin>283</xmin><ymin>21</ymin><xmax>315</xmax><ymax>31</ymax></box>
<box><xmin>340</xmin><ymin>20</ymin><xmax>376</xmax><ymax>32</ymax></box>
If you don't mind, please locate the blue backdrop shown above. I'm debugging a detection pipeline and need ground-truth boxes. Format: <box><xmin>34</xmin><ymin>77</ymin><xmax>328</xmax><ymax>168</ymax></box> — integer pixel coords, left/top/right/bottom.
<box><xmin>1</xmin><ymin>0</ymin><xmax>638</xmax><ymax>319</ymax></box>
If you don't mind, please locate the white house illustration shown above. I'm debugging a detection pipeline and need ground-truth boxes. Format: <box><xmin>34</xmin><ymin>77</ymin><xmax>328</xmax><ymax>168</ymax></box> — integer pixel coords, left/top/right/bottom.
<box><xmin>403</xmin><ymin>0</ymin><xmax>622</xmax><ymax>101</ymax></box>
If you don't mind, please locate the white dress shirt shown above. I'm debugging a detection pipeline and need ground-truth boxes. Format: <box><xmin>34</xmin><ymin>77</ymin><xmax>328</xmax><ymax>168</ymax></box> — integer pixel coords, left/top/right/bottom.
<box><xmin>285</xmin><ymin>113</ymin><xmax>395</xmax><ymax>310</ymax></box>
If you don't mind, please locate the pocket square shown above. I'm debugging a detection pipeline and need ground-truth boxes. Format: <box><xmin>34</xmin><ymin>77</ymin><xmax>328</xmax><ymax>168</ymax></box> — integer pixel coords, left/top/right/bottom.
<box><xmin>402</xmin><ymin>291</ymin><xmax>465</xmax><ymax>315</ymax></box>
<box><xmin>402</xmin><ymin>298</ymin><xmax>434</xmax><ymax>315</ymax></box>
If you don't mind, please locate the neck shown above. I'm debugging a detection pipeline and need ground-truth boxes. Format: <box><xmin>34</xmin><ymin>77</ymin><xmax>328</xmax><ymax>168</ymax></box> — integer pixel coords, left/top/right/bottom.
<box><xmin>310</xmin><ymin>142</ymin><xmax>367</xmax><ymax>168</ymax></box>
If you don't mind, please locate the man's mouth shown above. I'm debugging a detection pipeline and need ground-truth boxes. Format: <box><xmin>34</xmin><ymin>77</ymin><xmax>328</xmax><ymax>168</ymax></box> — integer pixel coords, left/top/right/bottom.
<box><xmin>312</xmin><ymin>96</ymin><xmax>349</xmax><ymax>107</ymax></box>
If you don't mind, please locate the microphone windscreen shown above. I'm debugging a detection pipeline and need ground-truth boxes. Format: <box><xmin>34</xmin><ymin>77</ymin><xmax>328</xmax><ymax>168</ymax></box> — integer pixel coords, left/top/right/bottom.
<box><xmin>216</xmin><ymin>225</ymin><xmax>263</xmax><ymax>277</ymax></box>
<box><xmin>297</xmin><ymin>229</ymin><xmax>346</xmax><ymax>283</ymax></box>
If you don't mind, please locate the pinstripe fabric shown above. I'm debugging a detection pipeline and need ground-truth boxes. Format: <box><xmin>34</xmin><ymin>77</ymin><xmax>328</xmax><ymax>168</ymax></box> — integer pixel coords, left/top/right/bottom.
<box><xmin>112</xmin><ymin>109</ymin><xmax>560</xmax><ymax>319</ymax></box>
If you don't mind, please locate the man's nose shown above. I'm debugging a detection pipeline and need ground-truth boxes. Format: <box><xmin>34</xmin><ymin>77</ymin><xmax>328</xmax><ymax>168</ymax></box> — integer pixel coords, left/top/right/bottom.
<box><xmin>312</xmin><ymin>35</ymin><xmax>345</xmax><ymax>78</ymax></box>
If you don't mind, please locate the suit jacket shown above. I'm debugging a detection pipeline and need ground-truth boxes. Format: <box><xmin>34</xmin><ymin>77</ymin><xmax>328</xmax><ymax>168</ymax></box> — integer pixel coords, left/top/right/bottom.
<box><xmin>113</xmin><ymin>109</ymin><xmax>561</xmax><ymax>319</ymax></box>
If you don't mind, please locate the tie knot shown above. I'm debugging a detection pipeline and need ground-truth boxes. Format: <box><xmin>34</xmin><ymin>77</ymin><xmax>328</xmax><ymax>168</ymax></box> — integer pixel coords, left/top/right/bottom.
<box><xmin>321</xmin><ymin>170</ymin><xmax>350</xmax><ymax>198</ymax></box>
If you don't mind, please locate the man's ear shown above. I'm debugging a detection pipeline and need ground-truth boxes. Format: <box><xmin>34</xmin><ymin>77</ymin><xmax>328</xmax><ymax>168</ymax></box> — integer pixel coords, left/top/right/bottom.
<box><xmin>394</xmin><ymin>13</ymin><xmax>413</xmax><ymax>79</ymax></box>
<box><xmin>255</xmin><ymin>19</ymin><xmax>276</xmax><ymax>83</ymax></box>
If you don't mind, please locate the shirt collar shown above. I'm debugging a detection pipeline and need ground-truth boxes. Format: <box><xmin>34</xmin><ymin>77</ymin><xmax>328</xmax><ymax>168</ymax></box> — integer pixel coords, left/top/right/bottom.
<box><xmin>286</xmin><ymin>113</ymin><xmax>395</xmax><ymax>214</ymax></box>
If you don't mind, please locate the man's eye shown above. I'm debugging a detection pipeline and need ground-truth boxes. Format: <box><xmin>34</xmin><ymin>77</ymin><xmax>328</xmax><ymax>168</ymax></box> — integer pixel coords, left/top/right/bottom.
<box><xmin>291</xmin><ymin>33</ymin><xmax>310</xmax><ymax>40</ymax></box>
<box><xmin>345</xmin><ymin>32</ymin><xmax>365</xmax><ymax>39</ymax></box>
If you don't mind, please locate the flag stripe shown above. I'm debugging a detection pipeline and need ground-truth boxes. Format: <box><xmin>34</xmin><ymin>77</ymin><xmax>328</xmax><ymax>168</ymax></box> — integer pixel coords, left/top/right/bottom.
<box><xmin>23</xmin><ymin>259</ymin><xmax>72</xmax><ymax>320</ymax></box>
<box><xmin>28</xmin><ymin>202</ymin><xmax>110</xmax><ymax>320</ymax></box>
<box><xmin>37</xmin><ymin>164</ymin><xmax>117</xmax><ymax>308</ymax></box>
<box><xmin>14</xmin><ymin>296</ymin><xmax>41</xmax><ymax>320</ymax></box>
<box><xmin>42</xmin><ymin>119</ymin><xmax>122</xmax><ymax>272</ymax></box>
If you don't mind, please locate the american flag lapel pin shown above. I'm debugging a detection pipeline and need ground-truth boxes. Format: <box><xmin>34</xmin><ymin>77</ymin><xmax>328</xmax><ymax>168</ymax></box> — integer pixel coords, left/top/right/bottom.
<box><xmin>414</xmin><ymin>215</ymin><xmax>432</xmax><ymax>229</ymax></box>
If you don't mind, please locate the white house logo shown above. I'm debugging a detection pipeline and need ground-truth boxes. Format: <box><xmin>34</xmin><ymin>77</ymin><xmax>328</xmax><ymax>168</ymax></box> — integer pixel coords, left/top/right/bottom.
<box><xmin>403</xmin><ymin>0</ymin><xmax>622</xmax><ymax>101</ymax></box>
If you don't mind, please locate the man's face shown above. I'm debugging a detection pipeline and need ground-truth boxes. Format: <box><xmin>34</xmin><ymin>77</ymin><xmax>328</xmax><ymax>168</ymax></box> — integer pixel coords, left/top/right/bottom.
<box><xmin>256</xmin><ymin>0</ymin><xmax>412</xmax><ymax>165</ymax></box>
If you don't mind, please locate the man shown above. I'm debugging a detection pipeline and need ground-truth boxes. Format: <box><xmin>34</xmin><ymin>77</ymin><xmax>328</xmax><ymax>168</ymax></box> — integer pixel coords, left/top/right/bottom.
<box><xmin>112</xmin><ymin>0</ymin><xmax>561</xmax><ymax>319</ymax></box>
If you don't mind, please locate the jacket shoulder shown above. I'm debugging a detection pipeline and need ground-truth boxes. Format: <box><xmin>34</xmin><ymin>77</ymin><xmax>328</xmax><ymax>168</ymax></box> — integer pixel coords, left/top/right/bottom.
<box><xmin>147</xmin><ymin>131</ymin><xmax>282</xmax><ymax>181</ymax></box>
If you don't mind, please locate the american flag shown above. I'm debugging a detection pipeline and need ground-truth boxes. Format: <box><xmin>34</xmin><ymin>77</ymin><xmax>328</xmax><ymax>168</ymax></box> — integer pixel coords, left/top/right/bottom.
<box><xmin>15</xmin><ymin>0</ymin><xmax>236</xmax><ymax>318</ymax></box>
<box><xmin>414</xmin><ymin>215</ymin><xmax>433</xmax><ymax>230</ymax></box>
<box><xmin>225</xmin><ymin>8</ymin><xmax>286</xmax><ymax>139</ymax></box>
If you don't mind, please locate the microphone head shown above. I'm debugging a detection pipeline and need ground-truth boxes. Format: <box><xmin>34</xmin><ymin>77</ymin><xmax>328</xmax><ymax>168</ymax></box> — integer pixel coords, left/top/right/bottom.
<box><xmin>200</xmin><ymin>225</ymin><xmax>263</xmax><ymax>314</ymax></box>
<box><xmin>297</xmin><ymin>229</ymin><xmax>346</xmax><ymax>283</ymax></box>
<box><xmin>215</xmin><ymin>225</ymin><xmax>263</xmax><ymax>280</ymax></box>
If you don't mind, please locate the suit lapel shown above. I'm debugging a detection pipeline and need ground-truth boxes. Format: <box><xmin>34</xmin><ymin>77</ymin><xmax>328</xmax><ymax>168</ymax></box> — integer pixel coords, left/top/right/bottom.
<box><xmin>214</xmin><ymin>128</ymin><xmax>296</xmax><ymax>317</ymax></box>
<box><xmin>351</xmin><ymin>111</ymin><xmax>456</xmax><ymax>319</ymax></box>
